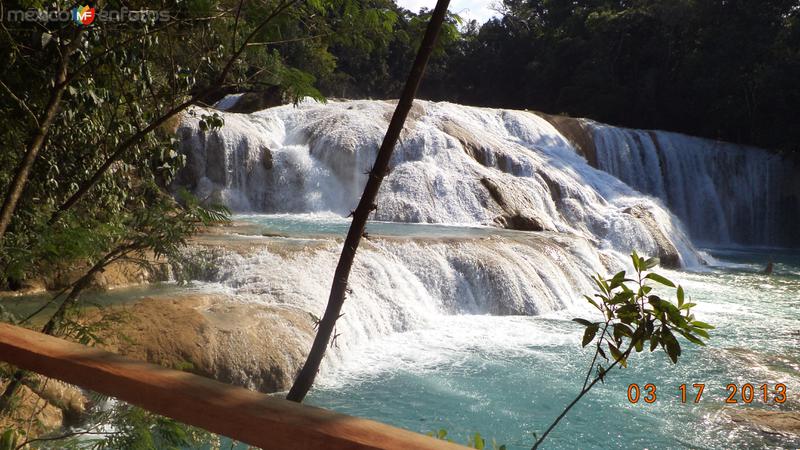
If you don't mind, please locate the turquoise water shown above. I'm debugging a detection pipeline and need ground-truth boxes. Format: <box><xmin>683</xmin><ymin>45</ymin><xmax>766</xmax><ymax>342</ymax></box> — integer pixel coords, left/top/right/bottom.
<box><xmin>10</xmin><ymin>214</ymin><xmax>795</xmax><ymax>449</ymax></box>
<box><xmin>235</xmin><ymin>213</ymin><xmax>538</xmax><ymax>239</ymax></box>
<box><xmin>229</xmin><ymin>215</ymin><xmax>800</xmax><ymax>449</ymax></box>
<box><xmin>302</xmin><ymin>246</ymin><xmax>799</xmax><ymax>449</ymax></box>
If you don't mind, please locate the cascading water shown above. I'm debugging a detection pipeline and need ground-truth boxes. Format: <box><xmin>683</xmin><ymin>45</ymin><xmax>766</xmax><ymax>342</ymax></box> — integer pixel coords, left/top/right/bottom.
<box><xmin>186</xmin><ymin>222</ymin><xmax>605</xmax><ymax>371</ymax></box>
<box><xmin>175</xmin><ymin>99</ymin><xmax>701</xmax><ymax>269</ymax></box>
<box><xmin>588</xmin><ymin>122</ymin><xmax>798</xmax><ymax>246</ymax></box>
<box><xmin>170</xmin><ymin>98</ymin><xmax>715</xmax><ymax>378</ymax></box>
<box><xmin>165</xmin><ymin>99</ymin><xmax>799</xmax><ymax>449</ymax></box>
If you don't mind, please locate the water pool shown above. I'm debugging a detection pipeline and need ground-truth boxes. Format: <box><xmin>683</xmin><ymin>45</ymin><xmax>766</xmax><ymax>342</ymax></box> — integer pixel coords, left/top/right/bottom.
<box><xmin>306</xmin><ymin>247</ymin><xmax>800</xmax><ymax>449</ymax></box>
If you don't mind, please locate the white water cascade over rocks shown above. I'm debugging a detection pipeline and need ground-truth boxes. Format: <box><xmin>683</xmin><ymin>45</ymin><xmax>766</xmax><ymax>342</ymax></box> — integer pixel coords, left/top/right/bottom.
<box><xmin>185</xmin><ymin>230</ymin><xmax>605</xmax><ymax>370</ymax></box>
<box><xmin>149</xmin><ymin>90</ymin><xmax>800</xmax><ymax>450</ymax></box>
<box><xmin>587</xmin><ymin>122</ymin><xmax>799</xmax><ymax>246</ymax></box>
<box><xmin>175</xmin><ymin>100</ymin><xmax>700</xmax><ymax>268</ymax></box>
<box><xmin>172</xmin><ymin>98</ymin><xmax>796</xmax><ymax>381</ymax></box>
<box><xmin>166</xmin><ymin>98</ymin><xmax>787</xmax><ymax>372</ymax></box>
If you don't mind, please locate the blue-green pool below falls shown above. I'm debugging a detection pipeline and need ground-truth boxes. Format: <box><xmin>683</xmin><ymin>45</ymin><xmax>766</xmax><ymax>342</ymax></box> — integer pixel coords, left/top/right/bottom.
<box><xmin>8</xmin><ymin>215</ymin><xmax>797</xmax><ymax>449</ymax></box>
<box><xmin>306</xmin><ymin>246</ymin><xmax>799</xmax><ymax>449</ymax></box>
<box><xmin>237</xmin><ymin>215</ymin><xmax>800</xmax><ymax>449</ymax></box>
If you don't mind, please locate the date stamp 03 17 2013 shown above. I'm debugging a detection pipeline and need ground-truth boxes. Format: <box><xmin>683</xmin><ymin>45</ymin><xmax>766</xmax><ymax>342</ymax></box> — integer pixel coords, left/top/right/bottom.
<box><xmin>626</xmin><ymin>383</ymin><xmax>788</xmax><ymax>404</ymax></box>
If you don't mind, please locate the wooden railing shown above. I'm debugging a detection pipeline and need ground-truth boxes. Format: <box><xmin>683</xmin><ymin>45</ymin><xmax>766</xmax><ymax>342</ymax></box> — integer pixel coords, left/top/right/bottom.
<box><xmin>0</xmin><ymin>323</ymin><xmax>466</xmax><ymax>449</ymax></box>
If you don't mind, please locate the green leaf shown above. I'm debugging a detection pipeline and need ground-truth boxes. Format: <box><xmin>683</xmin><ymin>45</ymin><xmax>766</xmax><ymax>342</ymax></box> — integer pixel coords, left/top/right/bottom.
<box><xmin>662</xmin><ymin>328</ymin><xmax>681</xmax><ymax>363</ymax></box>
<box><xmin>572</xmin><ymin>318</ymin><xmax>594</xmax><ymax>327</ymax></box>
<box><xmin>649</xmin><ymin>332</ymin><xmax>660</xmax><ymax>352</ymax></box>
<box><xmin>613</xmin><ymin>323</ymin><xmax>633</xmax><ymax>338</ymax></box>
<box><xmin>651</xmin><ymin>297</ymin><xmax>684</xmax><ymax>326</ymax></box>
<box><xmin>645</xmin><ymin>273</ymin><xmax>676</xmax><ymax>287</ymax></box>
<box><xmin>609</xmin><ymin>291</ymin><xmax>634</xmax><ymax>304</ymax></box>
<box><xmin>691</xmin><ymin>321</ymin><xmax>715</xmax><ymax>330</ymax></box>
<box><xmin>677</xmin><ymin>329</ymin><xmax>706</xmax><ymax>346</ymax></box>
<box><xmin>643</xmin><ymin>257</ymin><xmax>660</xmax><ymax>269</ymax></box>
<box><xmin>583</xmin><ymin>295</ymin><xmax>601</xmax><ymax>311</ymax></box>
<box><xmin>677</xmin><ymin>285</ymin><xmax>685</xmax><ymax>306</ymax></box>
<box><xmin>616</xmin><ymin>304</ymin><xmax>639</xmax><ymax>321</ymax></box>
<box><xmin>306</xmin><ymin>0</ymin><xmax>325</xmax><ymax>12</ymax></box>
<box><xmin>609</xmin><ymin>344</ymin><xmax>627</xmax><ymax>368</ymax></box>
<box><xmin>582</xmin><ymin>324</ymin><xmax>599</xmax><ymax>347</ymax></box>
<box><xmin>692</xmin><ymin>327</ymin><xmax>710</xmax><ymax>339</ymax></box>
<box><xmin>609</xmin><ymin>270</ymin><xmax>627</xmax><ymax>289</ymax></box>
<box><xmin>631</xmin><ymin>250</ymin><xmax>641</xmax><ymax>272</ymax></box>
<box><xmin>593</xmin><ymin>274</ymin><xmax>610</xmax><ymax>295</ymax></box>
<box><xmin>679</xmin><ymin>302</ymin><xmax>696</xmax><ymax>310</ymax></box>
<box><xmin>621</xmin><ymin>284</ymin><xmax>634</xmax><ymax>294</ymax></box>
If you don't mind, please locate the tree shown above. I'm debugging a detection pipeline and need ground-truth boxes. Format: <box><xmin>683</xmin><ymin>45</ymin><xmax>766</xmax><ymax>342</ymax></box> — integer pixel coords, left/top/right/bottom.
<box><xmin>360</xmin><ymin>0</ymin><xmax>800</xmax><ymax>153</ymax></box>
<box><xmin>0</xmin><ymin>28</ymin><xmax>83</xmax><ymax>239</ymax></box>
<box><xmin>0</xmin><ymin>0</ymin><xmax>329</xmax><ymax>288</ymax></box>
<box><xmin>286</xmin><ymin>0</ymin><xmax>453</xmax><ymax>403</ymax></box>
<box><xmin>531</xmin><ymin>251</ymin><xmax>713</xmax><ymax>449</ymax></box>
<box><xmin>0</xmin><ymin>0</ymin><xmax>337</xmax><ymax>430</ymax></box>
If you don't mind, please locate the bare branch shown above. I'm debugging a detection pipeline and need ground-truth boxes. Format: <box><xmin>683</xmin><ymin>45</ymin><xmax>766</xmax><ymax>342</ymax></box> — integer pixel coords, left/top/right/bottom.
<box><xmin>0</xmin><ymin>79</ymin><xmax>39</xmax><ymax>127</ymax></box>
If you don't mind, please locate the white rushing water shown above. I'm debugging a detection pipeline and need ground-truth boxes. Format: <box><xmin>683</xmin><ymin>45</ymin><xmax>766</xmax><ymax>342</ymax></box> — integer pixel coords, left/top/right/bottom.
<box><xmin>175</xmin><ymin>99</ymin><xmax>701</xmax><ymax>269</ymax></box>
<box><xmin>170</xmin><ymin>99</ymin><xmax>723</xmax><ymax>369</ymax></box>
<box><xmin>588</xmin><ymin>122</ymin><xmax>795</xmax><ymax>246</ymax></box>
<box><xmin>185</xmin><ymin>220</ymin><xmax>605</xmax><ymax>371</ymax></box>
<box><xmin>164</xmin><ymin>99</ymin><xmax>798</xmax><ymax>449</ymax></box>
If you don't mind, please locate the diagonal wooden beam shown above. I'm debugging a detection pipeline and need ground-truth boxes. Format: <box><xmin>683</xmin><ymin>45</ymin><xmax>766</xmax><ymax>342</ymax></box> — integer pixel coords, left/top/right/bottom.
<box><xmin>0</xmin><ymin>322</ymin><xmax>466</xmax><ymax>450</ymax></box>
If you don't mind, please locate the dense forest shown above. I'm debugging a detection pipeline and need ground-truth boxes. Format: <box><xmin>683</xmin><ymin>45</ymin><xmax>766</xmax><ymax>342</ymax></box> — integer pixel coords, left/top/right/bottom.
<box><xmin>318</xmin><ymin>0</ymin><xmax>800</xmax><ymax>154</ymax></box>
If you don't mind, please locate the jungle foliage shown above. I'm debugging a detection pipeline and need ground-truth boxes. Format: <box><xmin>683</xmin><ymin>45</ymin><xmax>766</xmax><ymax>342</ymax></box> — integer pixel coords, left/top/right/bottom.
<box><xmin>335</xmin><ymin>0</ymin><xmax>800</xmax><ymax>154</ymax></box>
<box><xmin>0</xmin><ymin>0</ymin><xmax>409</xmax><ymax>445</ymax></box>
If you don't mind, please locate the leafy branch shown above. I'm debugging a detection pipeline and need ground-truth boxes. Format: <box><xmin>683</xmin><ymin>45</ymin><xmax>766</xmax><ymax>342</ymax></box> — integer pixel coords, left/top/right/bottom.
<box><xmin>531</xmin><ymin>251</ymin><xmax>714</xmax><ymax>449</ymax></box>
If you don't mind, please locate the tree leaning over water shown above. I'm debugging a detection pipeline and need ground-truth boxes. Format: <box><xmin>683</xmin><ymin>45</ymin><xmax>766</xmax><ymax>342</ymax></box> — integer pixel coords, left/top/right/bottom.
<box><xmin>286</xmin><ymin>0</ymin><xmax>453</xmax><ymax>403</ymax></box>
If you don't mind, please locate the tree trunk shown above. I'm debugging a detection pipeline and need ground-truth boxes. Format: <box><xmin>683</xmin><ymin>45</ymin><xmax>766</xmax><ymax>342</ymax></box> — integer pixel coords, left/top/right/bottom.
<box><xmin>286</xmin><ymin>0</ymin><xmax>452</xmax><ymax>403</ymax></box>
<box><xmin>0</xmin><ymin>33</ymin><xmax>82</xmax><ymax>239</ymax></box>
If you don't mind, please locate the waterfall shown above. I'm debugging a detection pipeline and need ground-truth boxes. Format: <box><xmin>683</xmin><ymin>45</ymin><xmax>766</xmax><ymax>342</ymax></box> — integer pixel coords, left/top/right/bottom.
<box><xmin>166</xmin><ymin>98</ymin><xmax>799</xmax><ymax>400</ymax></box>
<box><xmin>174</xmin><ymin>99</ymin><xmax>702</xmax><ymax>268</ymax></box>
<box><xmin>170</xmin><ymin>98</ymin><xmax>753</xmax><ymax>382</ymax></box>
<box><xmin>185</xmin><ymin>230</ymin><xmax>607</xmax><ymax>373</ymax></box>
<box><xmin>588</xmin><ymin>122</ymin><xmax>797</xmax><ymax>246</ymax></box>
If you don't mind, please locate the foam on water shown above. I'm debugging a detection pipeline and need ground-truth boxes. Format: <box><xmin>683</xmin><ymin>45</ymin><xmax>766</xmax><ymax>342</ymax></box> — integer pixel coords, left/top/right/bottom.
<box><xmin>308</xmin><ymin>253</ymin><xmax>800</xmax><ymax>450</ymax></box>
<box><xmin>170</xmin><ymin>100</ymin><xmax>799</xmax><ymax>449</ymax></box>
